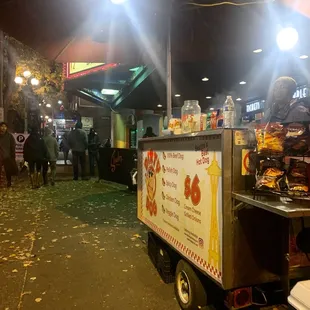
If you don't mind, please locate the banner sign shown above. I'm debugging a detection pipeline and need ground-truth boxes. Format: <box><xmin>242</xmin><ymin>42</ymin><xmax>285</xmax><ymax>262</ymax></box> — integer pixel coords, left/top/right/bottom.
<box><xmin>139</xmin><ymin>135</ymin><xmax>223</xmax><ymax>283</ymax></box>
<box><xmin>81</xmin><ymin>117</ymin><xmax>93</xmax><ymax>133</ymax></box>
<box><xmin>98</xmin><ymin>148</ymin><xmax>136</xmax><ymax>186</ymax></box>
<box><xmin>13</xmin><ymin>133</ymin><xmax>29</xmax><ymax>161</ymax></box>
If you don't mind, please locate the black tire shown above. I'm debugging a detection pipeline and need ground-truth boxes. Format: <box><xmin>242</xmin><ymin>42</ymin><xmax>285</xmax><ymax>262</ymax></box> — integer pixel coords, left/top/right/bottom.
<box><xmin>174</xmin><ymin>259</ymin><xmax>207</xmax><ymax>310</ymax></box>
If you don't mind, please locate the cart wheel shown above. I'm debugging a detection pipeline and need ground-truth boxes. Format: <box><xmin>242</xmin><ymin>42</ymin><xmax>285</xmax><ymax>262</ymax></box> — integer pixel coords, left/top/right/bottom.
<box><xmin>175</xmin><ymin>259</ymin><xmax>207</xmax><ymax>310</ymax></box>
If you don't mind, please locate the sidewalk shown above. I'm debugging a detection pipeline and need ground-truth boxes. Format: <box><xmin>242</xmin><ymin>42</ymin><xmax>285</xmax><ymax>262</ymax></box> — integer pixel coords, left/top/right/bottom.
<box><xmin>0</xmin><ymin>180</ymin><xmax>178</xmax><ymax>310</ymax></box>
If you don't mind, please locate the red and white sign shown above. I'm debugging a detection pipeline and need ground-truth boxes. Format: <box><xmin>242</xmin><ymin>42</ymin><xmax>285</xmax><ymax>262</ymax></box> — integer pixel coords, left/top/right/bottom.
<box><xmin>139</xmin><ymin>136</ymin><xmax>223</xmax><ymax>283</ymax></box>
<box><xmin>241</xmin><ymin>149</ymin><xmax>255</xmax><ymax>176</ymax></box>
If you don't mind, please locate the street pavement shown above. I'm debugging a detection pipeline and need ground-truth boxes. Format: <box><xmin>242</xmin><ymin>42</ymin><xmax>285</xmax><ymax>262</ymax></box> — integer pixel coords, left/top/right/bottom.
<box><xmin>0</xmin><ymin>179</ymin><xmax>179</xmax><ymax>310</ymax></box>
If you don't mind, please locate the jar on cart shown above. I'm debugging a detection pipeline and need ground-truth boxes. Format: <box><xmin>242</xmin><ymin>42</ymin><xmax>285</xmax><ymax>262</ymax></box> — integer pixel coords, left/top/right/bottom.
<box><xmin>181</xmin><ymin>100</ymin><xmax>201</xmax><ymax>133</ymax></box>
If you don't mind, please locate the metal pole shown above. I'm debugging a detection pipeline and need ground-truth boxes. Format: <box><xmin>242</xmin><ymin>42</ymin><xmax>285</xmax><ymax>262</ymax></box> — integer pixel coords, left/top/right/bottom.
<box><xmin>0</xmin><ymin>30</ymin><xmax>4</xmax><ymax>115</ymax></box>
<box><xmin>24</xmin><ymin>96</ymin><xmax>28</xmax><ymax>133</ymax></box>
<box><xmin>166</xmin><ymin>1</ymin><xmax>172</xmax><ymax>121</ymax></box>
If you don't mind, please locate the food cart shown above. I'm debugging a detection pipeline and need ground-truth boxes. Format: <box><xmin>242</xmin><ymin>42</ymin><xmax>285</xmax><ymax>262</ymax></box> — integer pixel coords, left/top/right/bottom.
<box><xmin>137</xmin><ymin>128</ymin><xmax>310</xmax><ymax>309</ymax></box>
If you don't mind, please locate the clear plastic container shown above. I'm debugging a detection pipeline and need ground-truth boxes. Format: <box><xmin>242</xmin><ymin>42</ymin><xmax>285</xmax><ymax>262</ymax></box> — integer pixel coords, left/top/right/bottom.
<box><xmin>181</xmin><ymin>100</ymin><xmax>201</xmax><ymax>133</ymax></box>
<box><xmin>223</xmin><ymin>96</ymin><xmax>235</xmax><ymax>128</ymax></box>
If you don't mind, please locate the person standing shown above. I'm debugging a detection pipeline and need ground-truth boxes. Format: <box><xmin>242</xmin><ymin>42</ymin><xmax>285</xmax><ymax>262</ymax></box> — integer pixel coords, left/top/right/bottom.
<box><xmin>23</xmin><ymin>126</ymin><xmax>47</xmax><ymax>189</ymax></box>
<box><xmin>43</xmin><ymin>128</ymin><xmax>59</xmax><ymax>186</ymax></box>
<box><xmin>143</xmin><ymin>127</ymin><xmax>157</xmax><ymax>138</ymax></box>
<box><xmin>0</xmin><ymin>122</ymin><xmax>16</xmax><ymax>188</ymax></box>
<box><xmin>88</xmin><ymin>128</ymin><xmax>100</xmax><ymax>177</ymax></box>
<box><xmin>68</xmin><ymin>122</ymin><xmax>88</xmax><ymax>180</ymax></box>
<box><xmin>60</xmin><ymin>131</ymin><xmax>70</xmax><ymax>165</ymax></box>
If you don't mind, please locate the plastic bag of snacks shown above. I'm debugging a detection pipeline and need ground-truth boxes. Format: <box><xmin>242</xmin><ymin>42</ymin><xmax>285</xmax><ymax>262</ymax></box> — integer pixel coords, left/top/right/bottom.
<box><xmin>286</xmin><ymin>160</ymin><xmax>309</xmax><ymax>194</ymax></box>
<box><xmin>255</xmin><ymin>159</ymin><xmax>284</xmax><ymax>191</ymax></box>
<box><xmin>285</xmin><ymin>123</ymin><xmax>309</xmax><ymax>155</ymax></box>
<box><xmin>255</xmin><ymin>123</ymin><xmax>287</xmax><ymax>154</ymax></box>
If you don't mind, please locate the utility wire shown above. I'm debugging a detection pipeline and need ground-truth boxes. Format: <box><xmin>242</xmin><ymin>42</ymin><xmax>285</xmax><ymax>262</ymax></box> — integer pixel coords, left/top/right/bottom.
<box><xmin>186</xmin><ymin>0</ymin><xmax>274</xmax><ymax>7</ymax></box>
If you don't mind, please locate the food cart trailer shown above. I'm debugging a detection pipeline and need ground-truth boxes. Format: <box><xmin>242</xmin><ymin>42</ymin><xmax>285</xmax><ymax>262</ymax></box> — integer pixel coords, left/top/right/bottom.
<box><xmin>137</xmin><ymin>129</ymin><xmax>310</xmax><ymax>309</ymax></box>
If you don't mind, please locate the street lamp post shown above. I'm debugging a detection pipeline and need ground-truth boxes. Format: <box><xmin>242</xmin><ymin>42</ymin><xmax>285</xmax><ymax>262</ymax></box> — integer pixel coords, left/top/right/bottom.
<box><xmin>14</xmin><ymin>71</ymin><xmax>39</xmax><ymax>133</ymax></box>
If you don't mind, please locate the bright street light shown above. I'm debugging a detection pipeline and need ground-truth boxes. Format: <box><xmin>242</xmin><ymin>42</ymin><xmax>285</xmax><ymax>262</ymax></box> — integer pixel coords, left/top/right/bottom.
<box><xmin>23</xmin><ymin>70</ymin><xmax>31</xmax><ymax>78</ymax></box>
<box><xmin>48</xmin><ymin>118</ymin><xmax>52</xmax><ymax>123</ymax></box>
<box><xmin>46</xmin><ymin>103</ymin><xmax>52</xmax><ymax>108</ymax></box>
<box><xmin>110</xmin><ymin>0</ymin><xmax>127</xmax><ymax>4</ymax></box>
<box><xmin>277</xmin><ymin>27</ymin><xmax>299</xmax><ymax>51</ymax></box>
<box><xmin>58</xmin><ymin>100</ymin><xmax>62</xmax><ymax>104</ymax></box>
<box><xmin>31</xmin><ymin>78</ymin><xmax>39</xmax><ymax>86</ymax></box>
<box><xmin>14</xmin><ymin>77</ymin><xmax>23</xmax><ymax>84</ymax></box>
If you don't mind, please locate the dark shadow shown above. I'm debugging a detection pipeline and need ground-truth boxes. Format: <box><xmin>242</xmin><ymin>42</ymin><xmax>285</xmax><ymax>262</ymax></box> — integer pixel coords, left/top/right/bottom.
<box><xmin>56</xmin><ymin>189</ymin><xmax>138</xmax><ymax>228</ymax></box>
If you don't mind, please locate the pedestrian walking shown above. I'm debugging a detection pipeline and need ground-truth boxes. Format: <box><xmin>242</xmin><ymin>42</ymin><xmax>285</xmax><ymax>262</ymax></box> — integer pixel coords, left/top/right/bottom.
<box><xmin>43</xmin><ymin>128</ymin><xmax>59</xmax><ymax>186</ymax></box>
<box><xmin>68</xmin><ymin>122</ymin><xmax>88</xmax><ymax>180</ymax></box>
<box><xmin>23</xmin><ymin>126</ymin><xmax>47</xmax><ymax>189</ymax></box>
<box><xmin>0</xmin><ymin>122</ymin><xmax>16</xmax><ymax>188</ymax></box>
<box><xmin>88</xmin><ymin>128</ymin><xmax>100</xmax><ymax>177</ymax></box>
<box><xmin>60</xmin><ymin>131</ymin><xmax>70</xmax><ymax>165</ymax></box>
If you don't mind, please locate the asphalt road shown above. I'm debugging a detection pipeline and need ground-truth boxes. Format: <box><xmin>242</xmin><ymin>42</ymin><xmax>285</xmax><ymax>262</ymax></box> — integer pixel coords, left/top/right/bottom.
<box><xmin>0</xmin><ymin>180</ymin><xmax>180</xmax><ymax>310</ymax></box>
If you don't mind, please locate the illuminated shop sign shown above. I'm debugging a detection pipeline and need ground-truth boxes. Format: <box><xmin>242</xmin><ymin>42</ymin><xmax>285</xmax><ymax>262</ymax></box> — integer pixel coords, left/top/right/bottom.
<box><xmin>64</xmin><ymin>62</ymin><xmax>118</xmax><ymax>79</ymax></box>
<box><xmin>69</xmin><ymin>63</ymin><xmax>105</xmax><ymax>75</ymax></box>
<box><xmin>246</xmin><ymin>100</ymin><xmax>265</xmax><ymax>113</ymax></box>
<box><xmin>293</xmin><ymin>86</ymin><xmax>309</xmax><ymax>99</ymax></box>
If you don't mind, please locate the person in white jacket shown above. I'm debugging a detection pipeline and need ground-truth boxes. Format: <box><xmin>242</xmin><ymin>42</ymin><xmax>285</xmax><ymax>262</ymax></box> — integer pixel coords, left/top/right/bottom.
<box><xmin>43</xmin><ymin>128</ymin><xmax>59</xmax><ymax>186</ymax></box>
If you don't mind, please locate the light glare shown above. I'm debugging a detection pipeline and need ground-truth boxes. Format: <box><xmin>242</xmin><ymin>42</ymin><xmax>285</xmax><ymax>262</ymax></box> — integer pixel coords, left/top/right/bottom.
<box><xmin>253</xmin><ymin>49</ymin><xmax>263</xmax><ymax>53</ymax></box>
<box><xmin>202</xmin><ymin>77</ymin><xmax>209</xmax><ymax>82</ymax></box>
<box><xmin>175</xmin><ymin>94</ymin><xmax>181</xmax><ymax>97</ymax></box>
<box><xmin>206</xmin><ymin>96</ymin><xmax>212</xmax><ymax>99</ymax></box>
<box><xmin>31</xmin><ymin>78</ymin><xmax>39</xmax><ymax>86</ymax></box>
<box><xmin>239</xmin><ymin>81</ymin><xmax>246</xmax><ymax>85</ymax></box>
<box><xmin>157</xmin><ymin>104</ymin><xmax>162</xmax><ymax>107</ymax></box>
<box><xmin>277</xmin><ymin>27</ymin><xmax>299</xmax><ymax>51</ymax></box>
<box><xmin>299</xmin><ymin>55</ymin><xmax>308</xmax><ymax>59</ymax></box>
<box><xmin>46</xmin><ymin>103</ymin><xmax>52</xmax><ymax>108</ymax></box>
<box><xmin>14</xmin><ymin>77</ymin><xmax>23</xmax><ymax>84</ymax></box>
<box><xmin>101</xmin><ymin>89</ymin><xmax>119</xmax><ymax>95</ymax></box>
<box><xmin>236</xmin><ymin>98</ymin><xmax>242</xmax><ymax>101</ymax></box>
<box><xmin>110</xmin><ymin>0</ymin><xmax>127</xmax><ymax>4</ymax></box>
<box><xmin>23</xmin><ymin>70</ymin><xmax>31</xmax><ymax>78</ymax></box>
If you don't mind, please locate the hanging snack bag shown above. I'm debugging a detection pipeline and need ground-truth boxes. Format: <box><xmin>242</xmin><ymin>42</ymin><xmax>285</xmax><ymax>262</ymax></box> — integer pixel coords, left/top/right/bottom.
<box><xmin>255</xmin><ymin>158</ymin><xmax>284</xmax><ymax>191</ymax></box>
<box><xmin>285</xmin><ymin>123</ymin><xmax>309</xmax><ymax>155</ymax></box>
<box><xmin>255</xmin><ymin>123</ymin><xmax>287</xmax><ymax>154</ymax></box>
<box><xmin>286</xmin><ymin>160</ymin><xmax>309</xmax><ymax>194</ymax></box>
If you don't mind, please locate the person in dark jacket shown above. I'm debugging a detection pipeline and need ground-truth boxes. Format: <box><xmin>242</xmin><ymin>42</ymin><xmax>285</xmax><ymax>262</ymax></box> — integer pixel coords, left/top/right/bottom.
<box><xmin>88</xmin><ymin>128</ymin><xmax>100</xmax><ymax>177</ymax></box>
<box><xmin>0</xmin><ymin>122</ymin><xmax>16</xmax><ymax>187</ymax></box>
<box><xmin>68</xmin><ymin>122</ymin><xmax>88</xmax><ymax>180</ymax></box>
<box><xmin>43</xmin><ymin>128</ymin><xmax>59</xmax><ymax>186</ymax></box>
<box><xmin>23</xmin><ymin>126</ymin><xmax>47</xmax><ymax>189</ymax></box>
<box><xmin>143</xmin><ymin>127</ymin><xmax>157</xmax><ymax>138</ymax></box>
<box><xmin>60</xmin><ymin>131</ymin><xmax>70</xmax><ymax>165</ymax></box>
<box><xmin>264</xmin><ymin>76</ymin><xmax>310</xmax><ymax>124</ymax></box>
<box><xmin>104</xmin><ymin>138</ymin><xmax>111</xmax><ymax>148</ymax></box>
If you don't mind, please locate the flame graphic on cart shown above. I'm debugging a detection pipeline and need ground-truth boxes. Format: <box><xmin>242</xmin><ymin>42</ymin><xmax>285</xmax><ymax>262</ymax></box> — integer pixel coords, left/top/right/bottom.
<box><xmin>206</xmin><ymin>152</ymin><xmax>222</xmax><ymax>271</ymax></box>
<box><xmin>144</xmin><ymin>150</ymin><xmax>161</xmax><ymax>216</ymax></box>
